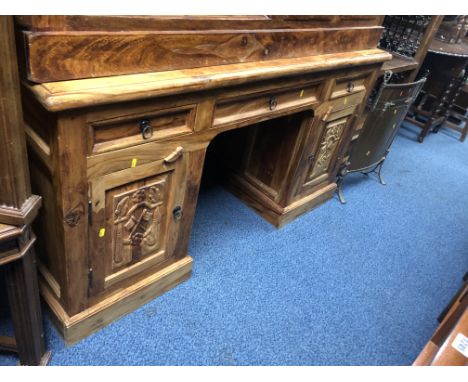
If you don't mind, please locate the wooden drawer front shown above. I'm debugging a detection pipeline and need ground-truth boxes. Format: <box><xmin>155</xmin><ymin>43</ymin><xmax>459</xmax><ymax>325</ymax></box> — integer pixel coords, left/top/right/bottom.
<box><xmin>331</xmin><ymin>75</ymin><xmax>367</xmax><ymax>100</ymax></box>
<box><xmin>89</xmin><ymin>157</ymin><xmax>184</xmax><ymax>294</ymax></box>
<box><xmin>212</xmin><ymin>84</ymin><xmax>320</xmax><ymax>128</ymax></box>
<box><xmin>90</xmin><ymin>106</ymin><xmax>195</xmax><ymax>154</ymax></box>
<box><xmin>329</xmin><ymin>91</ymin><xmax>366</xmax><ymax>113</ymax></box>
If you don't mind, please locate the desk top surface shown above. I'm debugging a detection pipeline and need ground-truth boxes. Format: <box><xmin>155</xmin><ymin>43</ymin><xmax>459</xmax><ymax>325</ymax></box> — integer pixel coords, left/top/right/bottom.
<box><xmin>26</xmin><ymin>49</ymin><xmax>391</xmax><ymax>112</ymax></box>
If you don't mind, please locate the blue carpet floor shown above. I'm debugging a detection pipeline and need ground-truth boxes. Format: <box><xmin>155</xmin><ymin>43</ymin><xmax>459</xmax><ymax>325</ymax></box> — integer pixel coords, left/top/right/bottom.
<box><xmin>1</xmin><ymin>122</ymin><xmax>467</xmax><ymax>366</ymax></box>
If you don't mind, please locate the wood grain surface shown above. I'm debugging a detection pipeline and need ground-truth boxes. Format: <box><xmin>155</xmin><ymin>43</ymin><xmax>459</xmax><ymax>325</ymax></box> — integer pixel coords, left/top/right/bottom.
<box><xmin>21</xmin><ymin>28</ymin><xmax>382</xmax><ymax>82</ymax></box>
<box><xmin>16</xmin><ymin>15</ymin><xmax>383</xmax><ymax>32</ymax></box>
<box><xmin>26</xmin><ymin>49</ymin><xmax>391</xmax><ymax>112</ymax></box>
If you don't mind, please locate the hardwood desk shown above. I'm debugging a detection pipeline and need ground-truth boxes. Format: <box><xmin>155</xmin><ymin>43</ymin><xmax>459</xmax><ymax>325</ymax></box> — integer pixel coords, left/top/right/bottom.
<box><xmin>15</xmin><ymin>16</ymin><xmax>391</xmax><ymax>343</ymax></box>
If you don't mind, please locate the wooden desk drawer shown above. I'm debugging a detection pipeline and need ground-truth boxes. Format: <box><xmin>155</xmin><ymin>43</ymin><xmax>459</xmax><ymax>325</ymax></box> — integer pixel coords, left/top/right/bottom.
<box><xmin>329</xmin><ymin>91</ymin><xmax>366</xmax><ymax>112</ymax></box>
<box><xmin>89</xmin><ymin>105</ymin><xmax>196</xmax><ymax>154</ymax></box>
<box><xmin>330</xmin><ymin>75</ymin><xmax>367</xmax><ymax>99</ymax></box>
<box><xmin>212</xmin><ymin>84</ymin><xmax>320</xmax><ymax>128</ymax></box>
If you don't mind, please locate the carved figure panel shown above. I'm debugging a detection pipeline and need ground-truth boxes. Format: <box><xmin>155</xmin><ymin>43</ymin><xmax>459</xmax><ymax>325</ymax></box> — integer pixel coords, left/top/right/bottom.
<box><xmin>108</xmin><ymin>176</ymin><xmax>168</xmax><ymax>270</ymax></box>
<box><xmin>307</xmin><ymin>118</ymin><xmax>347</xmax><ymax>180</ymax></box>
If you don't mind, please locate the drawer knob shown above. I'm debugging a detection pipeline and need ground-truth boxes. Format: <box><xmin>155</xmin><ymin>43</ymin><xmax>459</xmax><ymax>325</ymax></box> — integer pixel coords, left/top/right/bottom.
<box><xmin>347</xmin><ymin>81</ymin><xmax>355</xmax><ymax>93</ymax></box>
<box><xmin>173</xmin><ymin>206</ymin><xmax>182</xmax><ymax>221</ymax></box>
<box><xmin>139</xmin><ymin>119</ymin><xmax>153</xmax><ymax>139</ymax></box>
<box><xmin>269</xmin><ymin>95</ymin><xmax>278</xmax><ymax>111</ymax></box>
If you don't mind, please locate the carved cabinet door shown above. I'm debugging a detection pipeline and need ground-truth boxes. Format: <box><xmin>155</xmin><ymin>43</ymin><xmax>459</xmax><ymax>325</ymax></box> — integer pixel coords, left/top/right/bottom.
<box><xmin>87</xmin><ymin>154</ymin><xmax>186</xmax><ymax>297</ymax></box>
<box><xmin>292</xmin><ymin>105</ymin><xmax>355</xmax><ymax>198</ymax></box>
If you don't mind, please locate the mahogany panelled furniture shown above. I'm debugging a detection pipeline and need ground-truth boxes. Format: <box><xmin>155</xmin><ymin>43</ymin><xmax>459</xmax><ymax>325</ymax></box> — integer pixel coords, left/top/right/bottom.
<box><xmin>0</xmin><ymin>16</ymin><xmax>50</xmax><ymax>365</ymax></box>
<box><xmin>14</xmin><ymin>15</ymin><xmax>392</xmax><ymax>343</ymax></box>
<box><xmin>444</xmin><ymin>84</ymin><xmax>468</xmax><ymax>142</ymax></box>
<box><xmin>336</xmin><ymin>72</ymin><xmax>426</xmax><ymax>204</ymax></box>
<box><xmin>414</xmin><ymin>272</ymin><xmax>468</xmax><ymax>366</ymax></box>
<box><xmin>405</xmin><ymin>15</ymin><xmax>468</xmax><ymax>143</ymax></box>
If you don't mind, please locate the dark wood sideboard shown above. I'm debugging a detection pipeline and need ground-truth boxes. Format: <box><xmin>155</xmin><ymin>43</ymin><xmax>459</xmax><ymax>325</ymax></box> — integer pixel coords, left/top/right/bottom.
<box><xmin>0</xmin><ymin>16</ymin><xmax>50</xmax><ymax>365</ymax></box>
<box><xmin>14</xmin><ymin>16</ymin><xmax>391</xmax><ymax>343</ymax></box>
<box><xmin>406</xmin><ymin>16</ymin><xmax>468</xmax><ymax>143</ymax></box>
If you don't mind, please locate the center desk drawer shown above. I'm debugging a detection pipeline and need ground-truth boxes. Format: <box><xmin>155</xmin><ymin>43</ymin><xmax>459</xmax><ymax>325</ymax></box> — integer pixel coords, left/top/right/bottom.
<box><xmin>212</xmin><ymin>83</ymin><xmax>321</xmax><ymax>128</ymax></box>
<box><xmin>89</xmin><ymin>105</ymin><xmax>196</xmax><ymax>154</ymax></box>
<box><xmin>328</xmin><ymin>74</ymin><xmax>368</xmax><ymax>112</ymax></box>
<box><xmin>330</xmin><ymin>75</ymin><xmax>367</xmax><ymax>99</ymax></box>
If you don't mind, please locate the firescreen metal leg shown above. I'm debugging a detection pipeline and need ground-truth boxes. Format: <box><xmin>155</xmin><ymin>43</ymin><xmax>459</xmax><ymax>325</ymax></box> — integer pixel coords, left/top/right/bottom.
<box><xmin>336</xmin><ymin>176</ymin><xmax>346</xmax><ymax>204</ymax></box>
<box><xmin>376</xmin><ymin>161</ymin><xmax>386</xmax><ymax>186</ymax></box>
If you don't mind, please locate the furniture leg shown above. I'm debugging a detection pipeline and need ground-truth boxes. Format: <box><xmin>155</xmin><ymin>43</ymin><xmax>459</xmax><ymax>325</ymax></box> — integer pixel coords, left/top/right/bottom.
<box><xmin>4</xmin><ymin>246</ymin><xmax>51</xmax><ymax>365</ymax></box>
<box><xmin>460</xmin><ymin>124</ymin><xmax>468</xmax><ymax>142</ymax></box>
<box><xmin>418</xmin><ymin>120</ymin><xmax>431</xmax><ymax>143</ymax></box>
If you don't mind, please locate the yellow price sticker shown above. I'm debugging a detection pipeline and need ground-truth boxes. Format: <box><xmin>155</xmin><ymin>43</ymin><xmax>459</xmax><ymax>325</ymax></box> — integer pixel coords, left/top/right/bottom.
<box><xmin>299</xmin><ymin>89</ymin><xmax>305</xmax><ymax>98</ymax></box>
<box><xmin>131</xmin><ymin>158</ymin><xmax>138</xmax><ymax>168</ymax></box>
<box><xmin>99</xmin><ymin>228</ymin><xmax>106</xmax><ymax>238</ymax></box>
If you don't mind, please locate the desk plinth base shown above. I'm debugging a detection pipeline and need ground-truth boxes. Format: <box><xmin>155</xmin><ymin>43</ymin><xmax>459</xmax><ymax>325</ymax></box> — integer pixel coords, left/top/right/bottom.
<box><xmin>39</xmin><ymin>256</ymin><xmax>193</xmax><ymax>345</ymax></box>
<box><xmin>227</xmin><ymin>174</ymin><xmax>337</xmax><ymax>228</ymax></box>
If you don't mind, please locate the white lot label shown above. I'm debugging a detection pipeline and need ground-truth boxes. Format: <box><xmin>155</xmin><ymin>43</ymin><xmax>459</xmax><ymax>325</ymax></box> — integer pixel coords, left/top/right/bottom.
<box><xmin>451</xmin><ymin>332</ymin><xmax>468</xmax><ymax>358</ymax></box>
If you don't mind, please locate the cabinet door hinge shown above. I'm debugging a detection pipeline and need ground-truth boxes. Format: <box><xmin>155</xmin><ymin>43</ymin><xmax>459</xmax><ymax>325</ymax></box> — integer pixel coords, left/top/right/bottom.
<box><xmin>88</xmin><ymin>200</ymin><xmax>93</xmax><ymax>225</ymax></box>
<box><xmin>88</xmin><ymin>182</ymin><xmax>93</xmax><ymax>225</ymax></box>
<box><xmin>88</xmin><ymin>267</ymin><xmax>94</xmax><ymax>290</ymax></box>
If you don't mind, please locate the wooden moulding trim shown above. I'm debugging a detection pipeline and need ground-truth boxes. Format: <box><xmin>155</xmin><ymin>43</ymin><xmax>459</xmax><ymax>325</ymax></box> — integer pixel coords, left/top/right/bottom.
<box><xmin>37</xmin><ymin>260</ymin><xmax>61</xmax><ymax>299</ymax></box>
<box><xmin>24</xmin><ymin>124</ymin><xmax>51</xmax><ymax>156</ymax></box>
<box><xmin>0</xmin><ymin>231</ymin><xmax>36</xmax><ymax>266</ymax></box>
<box><xmin>103</xmin><ymin>249</ymin><xmax>166</xmax><ymax>289</ymax></box>
<box><xmin>0</xmin><ymin>223</ymin><xmax>25</xmax><ymax>242</ymax></box>
<box><xmin>0</xmin><ymin>194</ymin><xmax>42</xmax><ymax>226</ymax></box>
<box><xmin>229</xmin><ymin>172</ymin><xmax>337</xmax><ymax>219</ymax></box>
<box><xmin>277</xmin><ymin>184</ymin><xmax>336</xmax><ymax>227</ymax></box>
<box><xmin>228</xmin><ymin>172</ymin><xmax>285</xmax><ymax>215</ymax></box>
<box><xmin>379</xmin><ymin>54</ymin><xmax>419</xmax><ymax>75</ymax></box>
<box><xmin>40</xmin><ymin>256</ymin><xmax>193</xmax><ymax>344</ymax></box>
<box><xmin>227</xmin><ymin>175</ymin><xmax>336</xmax><ymax>228</ymax></box>
<box><xmin>26</xmin><ymin>49</ymin><xmax>392</xmax><ymax>112</ymax></box>
<box><xmin>284</xmin><ymin>183</ymin><xmax>336</xmax><ymax>214</ymax></box>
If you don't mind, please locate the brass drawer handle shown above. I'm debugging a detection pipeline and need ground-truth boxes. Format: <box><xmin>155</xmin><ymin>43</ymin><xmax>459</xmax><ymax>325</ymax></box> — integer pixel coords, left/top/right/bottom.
<box><xmin>139</xmin><ymin>119</ymin><xmax>153</xmax><ymax>139</ymax></box>
<box><xmin>269</xmin><ymin>95</ymin><xmax>278</xmax><ymax>110</ymax></box>
<box><xmin>163</xmin><ymin>146</ymin><xmax>183</xmax><ymax>164</ymax></box>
